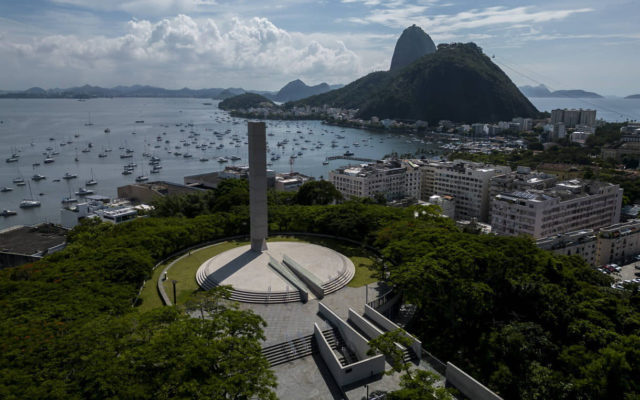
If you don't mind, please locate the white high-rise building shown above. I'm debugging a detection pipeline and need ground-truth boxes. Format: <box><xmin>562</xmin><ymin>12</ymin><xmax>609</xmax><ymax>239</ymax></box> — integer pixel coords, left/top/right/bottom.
<box><xmin>491</xmin><ymin>179</ymin><xmax>622</xmax><ymax>239</ymax></box>
<box><xmin>329</xmin><ymin>159</ymin><xmax>421</xmax><ymax>201</ymax></box>
<box><xmin>419</xmin><ymin>160</ymin><xmax>510</xmax><ymax>222</ymax></box>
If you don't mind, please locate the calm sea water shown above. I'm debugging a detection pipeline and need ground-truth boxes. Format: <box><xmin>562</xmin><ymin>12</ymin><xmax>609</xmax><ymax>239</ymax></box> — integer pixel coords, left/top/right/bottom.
<box><xmin>0</xmin><ymin>98</ymin><xmax>440</xmax><ymax>229</ymax></box>
<box><xmin>529</xmin><ymin>97</ymin><xmax>640</xmax><ymax>122</ymax></box>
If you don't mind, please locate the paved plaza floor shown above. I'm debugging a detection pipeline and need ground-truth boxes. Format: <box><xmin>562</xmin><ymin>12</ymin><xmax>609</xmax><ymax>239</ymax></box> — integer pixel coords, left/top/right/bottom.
<box><xmin>198</xmin><ymin>241</ymin><xmax>354</xmax><ymax>296</ymax></box>
<box><xmin>237</xmin><ymin>281</ymin><xmax>391</xmax><ymax>346</ymax></box>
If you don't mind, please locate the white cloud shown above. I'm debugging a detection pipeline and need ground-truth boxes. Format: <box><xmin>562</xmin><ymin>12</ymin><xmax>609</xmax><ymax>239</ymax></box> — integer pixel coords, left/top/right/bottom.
<box><xmin>49</xmin><ymin>0</ymin><xmax>219</xmax><ymax>15</ymax></box>
<box><xmin>348</xmin><ymin>4</ymin><xmax>593</xmax><ymax>35</ymax></box>
<box><xmin>0</xmin><ymin>15</ymin><xmax>363</xmax><ymax>89</ymax></box>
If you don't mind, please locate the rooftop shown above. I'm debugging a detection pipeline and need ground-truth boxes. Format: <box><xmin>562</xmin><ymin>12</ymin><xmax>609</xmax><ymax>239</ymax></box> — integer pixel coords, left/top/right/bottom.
<box><xmin>0</xmin><ymin>223</ymin><xmax>67</xmax><ymax>256</ymax></box>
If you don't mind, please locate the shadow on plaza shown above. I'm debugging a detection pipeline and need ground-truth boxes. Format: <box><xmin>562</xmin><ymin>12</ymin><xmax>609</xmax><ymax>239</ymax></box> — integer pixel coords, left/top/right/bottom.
<box><xmin>208</xmin><ymin>249</ymin><xmax>261</xmax><ymax>284</ymax></box>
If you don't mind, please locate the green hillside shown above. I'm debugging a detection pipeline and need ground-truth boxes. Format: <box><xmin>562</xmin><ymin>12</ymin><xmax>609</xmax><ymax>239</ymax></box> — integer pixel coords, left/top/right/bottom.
<box><xmin>218</xmin><ymin>92</ymin><xmax>275</xmax><ymax>110</ymax></box>
<box><xmin>290</xmin><ymin>43</ymin><xmax>539</xmax><ymax>124</ymax></box>
<box><xmin>287</xmin><ymin>71</ymin><xmax>391</xmax><ymax>110</ymax></box>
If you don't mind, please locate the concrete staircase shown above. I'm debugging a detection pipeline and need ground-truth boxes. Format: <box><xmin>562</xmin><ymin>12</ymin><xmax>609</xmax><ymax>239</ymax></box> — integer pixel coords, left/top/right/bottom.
<box><xmin>196</xmin><ymin>266</ymin><xmax>302</xmax><ymax>303</ymax></box>
<box><xmin>402</xmin><ymin>347</ymin><xmax>419</xmax><ymax>363</ymax></box>
<box><xmin>323</xmin><ymin>329</ymin><xmax>357</xmax><ymax>366</ymax></box>
<box><xmin>321</xmin><ymin>265</ymin><xmax>355</xmax><ymax>295</ymax></box>
<box><xmin>261</xmin><ymin>328</ymin><xmax>350</xmax><ymax>367</ymax></box>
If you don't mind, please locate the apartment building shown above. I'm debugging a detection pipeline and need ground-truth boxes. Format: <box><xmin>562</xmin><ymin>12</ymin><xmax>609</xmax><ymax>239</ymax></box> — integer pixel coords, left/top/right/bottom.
<box><xmin>274</xmin><ymin>172</ymin><xmax>314</xmax><ymax>192</ymax></box>
<box><xmin>536</xmin><ymin>220</ymin><xmax>640</xmax><ymax>266</ymax></box>
<box><xmin>329</xmin><ymin>159</ymin><xmax>421</xmax><ymax>201</ymax></box>
<box><xmin>551</xmin><ymin>108</ymin><xmax>597</xmax><ymax>128</ymax></box>
<box><xmin>419</xmin><ymin>160</ymin><xmax>510</xmax><ymax>222</ymax></box>
<box><xmin>491</xmin><ymin>179</ymin><xmax>623</xmax><ymax>239</ymax></box>
<box><xmin>596</xmin><ymin>220</ymin><xmax>640</xmax><ymax>266</ymax></box>
<box><xmin>489</xmin><ymin>167</ymin><xmax>557</xmax><ymax>200</ymax></box>
<box><xmin>536</xmin><ymin>229</ymin><xmax>598</xmax><ymax>266</ymax></box>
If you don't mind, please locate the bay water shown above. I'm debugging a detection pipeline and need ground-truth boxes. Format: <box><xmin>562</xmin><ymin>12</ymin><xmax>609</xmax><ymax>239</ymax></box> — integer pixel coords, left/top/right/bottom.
<box><xmin>0</xmin><ymin>98</ymin><xmax>439</xmax><ymax>229</ymax></box>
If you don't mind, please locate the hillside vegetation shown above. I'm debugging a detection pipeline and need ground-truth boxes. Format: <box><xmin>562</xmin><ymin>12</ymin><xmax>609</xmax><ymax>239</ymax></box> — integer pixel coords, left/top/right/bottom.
<box><xmin>290</xmin><ymin>43</ymin><xmax>538</xmax><ymax>124</ymax></box>
<box><xmin>218</xmin><ymin>92</ymin><xmax>274</xmax><ymax>111</ymax></box>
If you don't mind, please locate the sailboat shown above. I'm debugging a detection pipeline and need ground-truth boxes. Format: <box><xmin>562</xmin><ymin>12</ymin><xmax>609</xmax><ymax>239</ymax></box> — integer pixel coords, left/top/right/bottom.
<box><xmin>136</xmin><ymin>169</ymin><xmax>149</xmax><ymax>182</ymax></box>
<box><xmin>85</xmin><ymin>169</ymin><xmax>98</xmax><ymax>186</ymax></box>
<box><xmin>62</xmin><ymin>182</ymin><xmax>77</xmax><ymax>204</ymax></box>
<box><xmin>84</xmin><ymin>112</ymin><xmax>93</xmax><ymax>126</ymax></box>
<box><xmin>20</xmin><ymin>181</ymin><xmax>41</xmax><ymax>208</ymax></box>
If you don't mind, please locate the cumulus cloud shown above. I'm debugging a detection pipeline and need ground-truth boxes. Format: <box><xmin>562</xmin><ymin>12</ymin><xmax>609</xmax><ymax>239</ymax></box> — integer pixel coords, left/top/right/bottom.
<box><xmin>0</xmin><ymin>15</ymin><xmax>363</xmax><ymax>89</ymax></box>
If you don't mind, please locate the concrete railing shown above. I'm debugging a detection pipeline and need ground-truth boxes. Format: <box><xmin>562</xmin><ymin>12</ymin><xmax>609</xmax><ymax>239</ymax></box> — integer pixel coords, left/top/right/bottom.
<box><xmin>446</xmin><ymin>362</ymin><xmax>503</xmax><ymax>400</ymax></box>
<box><xmin>364</xmin><ymin>304</ymin><xmax>421</xmax><ymax>357</ymax></box>
<box><xmin>267</xmin><ymin>255</ymin><xmax>309</xmax><ymax>302</ymax></box>
<box><xmin>282</xmin><ymin>254</ymin><xmax>325</xmax><ymax>299</ymax></box>
<box><xmin>348</xmin><ymin>308</ymin><xmax>384</xmax><ymax>339</ymax></box>
<box><xmin>318</xmin><ymin>302</ymin><xmax>371</xmax><ymax>360</ymax></box>
<box><xmin>313</xmin><ymin>323</ymin><xmax>386</xmax><ymax>388</ymax></box>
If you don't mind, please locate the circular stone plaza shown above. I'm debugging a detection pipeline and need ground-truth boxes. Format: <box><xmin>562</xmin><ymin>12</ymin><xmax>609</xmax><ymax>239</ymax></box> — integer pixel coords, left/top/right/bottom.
<box><xmin>196</xmin><ymin>241</ymin><xmax>355</xmax><ymax>303</ymax></box>
<box><xmin>194</xmin><ymin>122</ymin><xmax>355</xmax><ymax>304</ymax></box>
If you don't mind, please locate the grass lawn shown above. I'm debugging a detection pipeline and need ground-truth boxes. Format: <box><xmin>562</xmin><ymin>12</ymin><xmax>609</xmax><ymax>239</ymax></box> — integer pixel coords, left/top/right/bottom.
<box><xmin>348</xmin><ymin>256</ymin><xmax>379</xmax><ymax>287</ymax></box>
<box><xmin>162</xmin><ymin>241</ymin><xmax>247</xmax><ymax>306</ymax></box>
<box><xmin>136</xmin><ymin>235</ymin><xmax>378</xmax><ymax>311</ymax></box>
<box><xmin>136</xmin><ymin>260</ymin><xmax>172</xmax><ymax>313</ymax></box>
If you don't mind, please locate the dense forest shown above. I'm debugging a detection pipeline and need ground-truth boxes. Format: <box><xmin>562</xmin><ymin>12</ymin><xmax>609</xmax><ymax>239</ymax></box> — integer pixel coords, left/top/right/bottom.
<box><xmin>2</xmin><ymin>180</ymin><xmax>639</xmax><ymax>399</ymax></box>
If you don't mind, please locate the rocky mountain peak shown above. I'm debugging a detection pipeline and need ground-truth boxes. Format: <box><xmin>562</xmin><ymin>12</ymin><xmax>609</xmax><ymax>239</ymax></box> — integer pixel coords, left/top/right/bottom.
<box><xmin>389</xmin><ymin>24</ymin><xmax>437</xmax><ymax>71</ymax></box>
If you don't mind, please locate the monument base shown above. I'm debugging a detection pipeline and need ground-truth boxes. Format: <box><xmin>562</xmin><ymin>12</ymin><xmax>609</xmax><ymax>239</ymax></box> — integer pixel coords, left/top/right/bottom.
<box><xmin>251</xmin><ymin>238</ymin><xmax>268</xmax><ymax>252</ymax></box>
<box><xmin>196</xmin><ymin>241</ymin><xmax>355</xmax><ymax>304</ymax></box>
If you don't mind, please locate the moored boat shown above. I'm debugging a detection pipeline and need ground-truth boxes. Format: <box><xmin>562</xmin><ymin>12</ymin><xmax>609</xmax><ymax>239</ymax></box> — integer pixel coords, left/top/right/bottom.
<box><xmin>75</xmin><ymin>187</ymin><xmax>94</xmax><ymax>196</ymax></box>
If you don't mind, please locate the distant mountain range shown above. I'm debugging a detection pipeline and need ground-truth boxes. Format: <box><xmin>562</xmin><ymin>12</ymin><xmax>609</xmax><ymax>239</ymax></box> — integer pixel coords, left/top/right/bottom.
<box><xmin>0</xmin><ymin>80</ymin><xmax>342</xmax><ymax>101</ymax></box>
<box><xmin>626</xmin><ymin>94</ymin><xmax>640</xmax><ymax>99</ymax></box>
<box><xmin>272</xmin><ymin>79</ymin><xmax>338</xmax><ymax>102</ymax></box>
<box><xmin>518</xmin><ymin>84</ymin><xmax>603</xmax><ymax>98</ymax></box>
<box><xmin>0</xmin><ymin>84</ymin><xmax>248</xmax><ymax>99</ymax></box>
<box><xmin>289</xmin><ymin>37</ymin><xmax>539</xmax><ymax>123</ymax></box>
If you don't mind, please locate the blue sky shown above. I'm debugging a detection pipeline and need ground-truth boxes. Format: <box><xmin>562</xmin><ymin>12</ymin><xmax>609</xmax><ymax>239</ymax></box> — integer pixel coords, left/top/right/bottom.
<box><xmin>0</xmin><ymin>0</ymin><xmax>638</xmax><ymax>95</ymax></box>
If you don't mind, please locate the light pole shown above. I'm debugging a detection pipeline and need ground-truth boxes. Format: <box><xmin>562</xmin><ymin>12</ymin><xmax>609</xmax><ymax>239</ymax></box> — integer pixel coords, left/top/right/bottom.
<box><xmin>172</xmin><ymin>280</ymin><xmax>177</xmax><ymax>305</ymax></box>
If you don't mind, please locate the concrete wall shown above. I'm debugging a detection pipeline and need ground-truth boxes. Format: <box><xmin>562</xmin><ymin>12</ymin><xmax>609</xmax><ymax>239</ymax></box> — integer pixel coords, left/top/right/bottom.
<box><xmin>364</xmin><ymin>304</ymin><xmax>422</xmax><ymax>357</ymax></box>
<box><xmin>0</xmin><ymin>252</ymin><xmax>40</xmax><ymax>269</ymax></box>
<box><xmin>374</xmin><ymin>293</ymin><xmax>401</xmax><ymax>315</ymax></box>
<box><xmin>267</xmin><ymin>256</ymin><xmax>309</xmax><ymax>302</ymax></box>
<box><xmin>319</xmin><ymin>302</ymin><xmax>370</xmax><ymax>360</ymax></box>
<box><xmin>283</xmin><ymin>254</ymin><xmax>324</xmax><ymax>299</ymax></box>
<box><xmin>348</xmin><ymin>308</ymin><xmax>383</xmax><ymax>340</ymax></box>
<box><xmin>446</xmin><ymin>362</ymin><xmax>503</xmax><ymax>400</ymax></box>
<box><xmin>314</xmin><ymin>323</ymin><xmax>386</xmax><ymax>387</ymax></box>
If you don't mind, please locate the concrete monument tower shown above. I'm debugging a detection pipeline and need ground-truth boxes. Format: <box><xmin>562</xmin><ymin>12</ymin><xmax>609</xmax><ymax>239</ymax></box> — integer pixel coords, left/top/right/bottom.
<box><xmin>248</xmin><ymin>121</ymin><xmax>268</xmax><ymax>252</ymax></box>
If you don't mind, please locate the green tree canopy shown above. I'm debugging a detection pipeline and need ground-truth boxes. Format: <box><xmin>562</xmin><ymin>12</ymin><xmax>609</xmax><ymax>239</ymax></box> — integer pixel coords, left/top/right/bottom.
<box><xmin>293</xmin><ymin>180</ymin><xmax>343</xmax><ymax>205</ymax></box>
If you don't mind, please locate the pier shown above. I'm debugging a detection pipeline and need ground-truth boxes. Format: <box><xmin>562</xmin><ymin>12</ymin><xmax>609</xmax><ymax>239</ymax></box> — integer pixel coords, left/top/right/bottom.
<box><xmin>327</xmin><ymin>155</ymin><xmax>377</xmax><ymax>162</ymax></box>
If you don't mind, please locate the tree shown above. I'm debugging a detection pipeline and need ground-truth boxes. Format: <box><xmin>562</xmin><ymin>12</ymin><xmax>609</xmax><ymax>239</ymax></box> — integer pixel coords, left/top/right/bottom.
<box><xmin>294</xmin><ymin>180</ymin><xmax>343</xmax><ymax>205</ymax></box>
<box><xmin>388</xmin><ymin>370</ymin><xmax>455</xmax><ymax>400</ymax></box>
<box><xmin>368</xmin><ymin>329</ymin><xmax>415</xmax><ymax>378</ymax></box>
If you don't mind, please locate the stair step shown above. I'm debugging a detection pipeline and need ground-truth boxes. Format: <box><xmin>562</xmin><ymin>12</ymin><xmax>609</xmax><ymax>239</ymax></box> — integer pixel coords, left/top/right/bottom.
<box><xmin>261</xmin><ymin>329</ymin><xmax>336</xmax><ymax>367</ymax></box>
